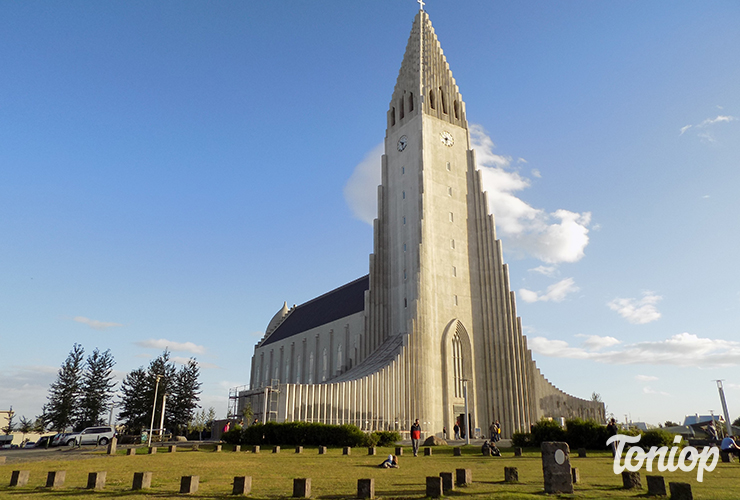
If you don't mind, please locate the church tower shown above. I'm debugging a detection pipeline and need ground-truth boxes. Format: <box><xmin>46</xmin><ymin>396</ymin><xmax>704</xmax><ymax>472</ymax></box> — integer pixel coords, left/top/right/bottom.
<box><xmin>240</xmin><ymin>7</ymin><xmax>604</xmax><ymax>438</ymax></box>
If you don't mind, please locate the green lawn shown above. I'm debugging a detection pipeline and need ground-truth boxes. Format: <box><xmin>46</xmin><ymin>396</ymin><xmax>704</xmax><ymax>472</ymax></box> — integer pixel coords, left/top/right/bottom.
<box><xmin>1</xmin><ymin>444</ymin><xmax>739</xmax><ymax>499</ymax></box>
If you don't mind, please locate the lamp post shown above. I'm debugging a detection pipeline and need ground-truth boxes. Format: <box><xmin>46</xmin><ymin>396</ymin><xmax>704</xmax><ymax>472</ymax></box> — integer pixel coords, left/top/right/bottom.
<box><xmin>148</xmin><ymin>375</ymin><xmax>162</xmax><ymax>447</ymax></box>
<box><xmin>158</xmin><ymin>394</ymin><xmax>169</xmax><ymax>442</ymax></box>
<box><xmin>716</xmin><ymin>380</ymin><xmax>733</xmax><ymax>437</ymax></box>
<box><xmin>462</xmin><ymin>379</ymin><xmax>470</xmax><ymax>445</ymax></box>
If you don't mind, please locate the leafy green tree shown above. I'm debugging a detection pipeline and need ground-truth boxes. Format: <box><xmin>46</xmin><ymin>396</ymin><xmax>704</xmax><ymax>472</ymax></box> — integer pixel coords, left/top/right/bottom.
<box><xmin>168</xmin><ymin>358</ymin><xmax>202</xmax><ymax>435</ymax></box>
<box><xmin>32</xmin><ymin>416</ymin><xmax>46</xmax><ymax>433</ymax></box>
<box><xmin>43</xmin><ymin>344</ymin><xmax>85</xmax><ymax>431</ymax></box>
<box><xmin>241</xmin><ymin>403</ymin><xmax>254</xmax><ymax>424</ymax></box>
<box><xmin>78</xmin><ymin>348</ymin><xmax>116</xmax><ymax>428</ymax></box>
<box><xmin>2</xmin><ymin>410</ymin><xmax>15</xmax><ymax>435</ymax></box>
<box><xmin>119</xmin><ymin>350</ymin><xmax>177</xmax><ymax>434</ymax></box>
<box><xmin>18</xmin><ymin>416</ymin><xmax>33</xmax><ymax>441</ymax></box>
<box><xmin>733</xmin><ymin>417</ymin><xmax>740</xmax><ymax>427</ymax></box>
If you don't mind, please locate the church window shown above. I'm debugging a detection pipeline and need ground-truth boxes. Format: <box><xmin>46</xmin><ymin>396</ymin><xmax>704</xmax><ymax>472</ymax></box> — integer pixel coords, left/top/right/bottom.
<box><xmin>451</xmin><ymin>239</ymin><xmax>455</xmax><ymax>249</ymax></box>
<box><xmin>322</xmin><ymin>348</ymin><xmax>328</xmax><ymax>381</ymax></box>
<box><xmin>439</xmin><ymin>86</ymin><xmax>447</xmax><ymax>114</ymax></box>
<box><xmin>452</xmin><ymin>332</ymin><xmax>464</xmax><ymax>397</ymax></box>
<box><xmin>429</xmin><ymin>89</ymin><xmax>435</xmax><ymax>109</ymax></box>
<box><xmin>401</xmin><ymin>166</ymin><xmax>405</xmax><ymax>174</ymax></box>
<box><xmin>403</xmin><ymin>243</ymin><xmax>407</xmax><ymax>252</ymax></box>
<box><xmin>404</xmin><ymin>298</ymin><xmax>407</xmax><ymax>308</ymax></box>
<box><xmin>337</xmin><ymin>343</ymin><xmax>343</xmax><ymax>372</ymax></box>
<box><xmin>454</xmin><ymin>100</ymin><xmax>459</xmax><ymax>119</ymax></box>
<box><xmin>391</xmin><ymin>107</ymin><xmax>396</xmax><ymax>126</ymax></box>
<box><xmin>454</xmin><ymin>295</ymin><xmax>458</xmax><ymax>306</ymax></box>
<box><xmin>403</xmin><ymin>216</ymin><xmax>406</xmax><ymax>225</ymax></box>
<box><xmin>449</xmin><ymin>212</ymin><xmax>454</xmax><ymax>222</ymax></box>
<box><xmin>448</xmin><ymin>187</ymin><xmax>452</xmax><ymax>196</ymax></box>
<box><xmin>409</xmin><ymin>92</ymin><xmax>414</xmax><ymax>111</ymax></box>
<box><xmin>446</xmin><ymin>161</ymin><xmax>451</xmax><ymax>171</ymax></box>
<box><xmin>453</xmin><ymin>266</ymin><xmax>457</xmax><ymax>277</ymax></box>
<box><xmin>284</xmin><ymin>362</ymin><xmax>289</xmax><ymax>384</ymax></box>
<box><xmin>308</xmin><ymin>353</ymin><xmax>314</xmax><ymax>384</ymax></box>
<box><xmin>402</xmin><ymin>191</ymin><xmax>405</xmax><ymax>199</ymax></box>
<box><xmin>404</xmin><ymin>269</ymin><xmax>407</xmax><ymax>280</ymax></box>
<box><xmin>296</xmin><ymin>356</ymin><xmax>302</xmax><ymax>384</ymax></box>
<box><xmin>399</xmin><ymin>98</ymin><xmax>404</xmax><ymax>119</ymax></box>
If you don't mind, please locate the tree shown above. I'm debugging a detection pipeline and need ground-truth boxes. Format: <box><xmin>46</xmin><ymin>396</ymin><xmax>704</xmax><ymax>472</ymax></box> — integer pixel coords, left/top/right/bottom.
<box><xmin>168</xmin><ymin>358</ymin><xmax>202</xmax><ymax>435</ymax></box>
<box><xmin>32</xmin><ymin>416</ymin><xmax>46</xmax><ymax>433</ymax></box>
<box><xmin>43</xmin><ymin>344</ymin><xmax>85</xmax><ymax>431</ymax></box>
<box><xmin>78</xmin><ymin>348</ymin><xmax>116</xmax><ymax>429</ymax></box>
<box><xmin>241</xmin><ymin>403</ymin><xmax>254</xmax><ymax>424</ymax></box>
<box><xmin>733</xmin><ymin>417</ymin><xmax>740</xmax><ymax>428</ymax></box>
<box><xmin>119</xmin><ymin>350</ymin><xmax>177</xmax><ymax>434</ymax></box>
<box><xmin>18</xmin><ymin>416</ymin><xmax>33</xmax><ymax>442</ymax></box>
<box><xmin>2</xmin><ymin>410</ymin><xmax>15</xmax><ymax>435</ymax></box>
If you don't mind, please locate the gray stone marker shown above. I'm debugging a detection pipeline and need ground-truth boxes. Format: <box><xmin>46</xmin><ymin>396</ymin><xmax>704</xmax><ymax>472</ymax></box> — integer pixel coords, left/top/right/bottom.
<box><xmin>253</xmin><ymin>445</ymin><xmax>260</xmax><ymax>453</ymax></box>
<box><xmin>191</xmin><ymin>444</ymin><xmax>199</xmax><ymax>451</ymax></box>
<box><xmin>425</xmin><ymin>476</ymin><xmax>443</xmax><ymax>498</ymax></box>
<box><xmin>455</xmin><ymin>468</ymin><xmax>472</xmax><ymax>486</ymax></box>
<box><xmin>233</xmin><ymin>476</ymin><xmax>252</xmax><ymax>496</ymax></box>
<box><xmin>107</xmin><ymin>436</ymin><xmax>117</xmax><ymax>455</ymax></box>
<box><xmin>504</xmin><ymin>467</ymin><xmax>518</xmax><ymax>483</ymax></box>
<box><xmin>578</xmin><ymin>448</ymin><xmax>586</xmax><ymax>458</ymax></box>
<box><xmin>215</xmin><ymin>444</ymin><xmax>222</xmax><ymax>452</ymax></box>
<box><xmin>439</xmin><ymin>472</ymin><xmax>454</xmax><ymax>491</ymax></box>
<box><xmin>180</xmin><ymin>475</ymin><xmax>199</xmax><ymax>494</ymax></box>
<box><xmin>622</xmin><ymin>471</ymin><xmax>642</xmax><ymax>489</ymax></box>
<box><xmin>453</xmin><ymin>447</ymin><xmax>462</xmax><ymax>456</ymax></box>
<box><xmin>395</xmin><ymin>446</ymin><xmax>403</xmax><ymax>456</ymax></box>
<box><xmin>541</xmin><ymin>442</ymin><xmax>573</xmax><ymax>494</ymax></box>
<box><xmin>148</xmin><ymin>446</ymin><xmax>157</xmax><ymax>454</ymax></box>
<box><xmin>343</xmin><ymin>446</ymin><xmax>351</xmax><ymax>455</ymax></box>
<box><xmin>368</xmin><ymin>446</ymin><xmax>376</xmax><ymax>455</ymax></box>
<box><xmin>10</xmin><ymin>470</ymin><xmax>30</xmax><ymax>487</ymax></box>
<box><xmin>424</xmin><ymin>447</ymin><xmax>432</xmax><ymax>456</ymax></box>
<box><xmin>646</xmin><ymin>475</ymin><xmax>667</xmax><ymax>496</ymax></box>
<box><xmin>233</xmin><ymin>445</ymin><xmax>241</xmax><ymax>452</ymax></box>
<box><xmin>293</xmin><ymin>478</ymin><xmax>311</xmax><ymax>498</ymax></box>
<box><xmin>296</xmin><ymin>446</ymin><xmax>303</xmax><ymax>453</ymax></box>
<box><xmin>318</xmin><ymin>446</ymin><xmax>327</xmax><ymax>454</ymax></box>
<box><xmin>357</xmin><ymin>478</ymin><xmax>375</xmax><ymax>499</ymax></box>
<box><xmin>571</xmin><ymin>467</ymin><xmax>580</xmax><ymax>484</ymax></box>
<box><xmin>273</xmin><ymin>446</ymin><xmax>281</xmax><ymax>453</ymax></box>
<box><xmin>669</xmin><ymin>482</ymin><xmax>693</xmax><ymax>500</ymax></box>
<box><xmin>482</xmin><ymin>446</ymin><xmax>491</xmax><ymax>456</ymax></box>
<box><xmin>126</xmin><ymin>448</ymin><xmax>136</xmax><ymax>456</ymax></box>
<box><xmin>87</xmin><ymin>471</ymin><xmax>107</xmax><ymax>490</ymax></box>
<box><xmin>46</xmin><ymin>471</ymin><xmax>66</xmax><ymax>488</ymax></box>
<box><xmin>514</xmin><ymin>447</ymin><xmax>522</xmax><ymax>457</ymax></box>
<box><xmin>132</xmin><ymin>471</ymin><xmax>153</xmax><ymax>490</ymax></box>
<box><xmin>169</xmin><ymin>445</ymin><xmax>177</xmax><ymax>453</ymax></box>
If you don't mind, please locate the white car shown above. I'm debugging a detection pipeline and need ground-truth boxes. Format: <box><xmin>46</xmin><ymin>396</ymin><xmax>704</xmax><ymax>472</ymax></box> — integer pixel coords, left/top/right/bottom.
<box><xmin>76</xmin><ymin>426</ymin><xmax>116</xmax><ymax>446</ymax></box>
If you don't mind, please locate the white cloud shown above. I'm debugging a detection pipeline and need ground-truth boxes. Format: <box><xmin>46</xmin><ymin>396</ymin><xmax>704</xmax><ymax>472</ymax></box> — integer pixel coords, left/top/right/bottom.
<box><xmin>73</xmin><ymin>316</ymin><xmax>123</xmax><ymax>330</ymax></box>
<box><xmin>679</xmin><ymin>125</ymin><xmax>692</xmax><ymax>135</ymax></box>
<box><xmin>635</xmin><ymin>375</ymin><xmax>659</xmax><ymax>382</ymax></box>
<box><xmin>608</xmin><ymin>291</ymin><xmax>662</xmax><ymax>324</ymax></box>
<box><xmin>343</xmin><ymin>126</ymin><xmax>593</xmax><ymax>264</ymax></box>
<box><xmin>575</xmin><ymin>334</ymin><xmax>621</xmax><ymax>351</ymax></box>
<box><xmin>171</xmin><ymin>356</ymin><xmax>220</xmax><ymax>369</ymax></box>
<box><xmin>680</xmin><ymin>115</ymin><xmax>736</xmax><ymax>142</ymax></box>
<box><xmin>519</xmin><ymin>277</ymin><xmax>579</xmax><ymax>303</ymax></box>
<box><xmin>529</xmin><ymin>332</ymin><xmax>740</xmax><ymax>367</ymax></box>
<box><xmin>699</xmin><ymin>115</ymin><xmax>736</xmax><ymax>126</ymax></box>
<box><xmin>343</xmin><ymin>143</ymin><xmax>383</xmax><ymax>224</ymax></box>
<box><xmin>528</xmin><ymin>265</ymin><xmax>557</xmax><ymax>277</ymax></box>
<box><xmin>643</xmin><ymin>386</ymin><xmax>671</xmax><ymax>396</ymax></box>
<box><xmin>135</xmin><ymin>339</ymin><xmax>205</xmax><ymax>354</ymax></box>
<box><xmin>0</xmin><ymin>365</ymin><xmax>58</xmax><ymax>420</ymax></box>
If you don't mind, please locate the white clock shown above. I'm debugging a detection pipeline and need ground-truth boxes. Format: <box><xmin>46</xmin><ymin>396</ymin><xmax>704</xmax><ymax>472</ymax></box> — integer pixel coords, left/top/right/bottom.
<box><xmin>440</xmin><ymin>131</ymin><xmax>454</xmax><ymax>147</ymax></box>
<box><xmin>397</xmin><ymin>135</ymin><xmax>408</xmax><ymax>152</ymax></box>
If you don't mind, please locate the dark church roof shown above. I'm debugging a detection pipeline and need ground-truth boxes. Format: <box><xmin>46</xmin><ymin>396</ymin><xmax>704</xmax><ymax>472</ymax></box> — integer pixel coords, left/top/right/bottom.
<box><xmin>260</xmin><ymin>275</ymin><xmax>369</xmax><ymax>347</ymax></box>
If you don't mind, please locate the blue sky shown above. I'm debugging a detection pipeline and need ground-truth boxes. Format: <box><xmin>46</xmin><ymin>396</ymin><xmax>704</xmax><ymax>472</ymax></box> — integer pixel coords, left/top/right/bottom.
<box><xmin>2</xmin><ymin>1</ymin><xmax>739</xmax><ymax>428</ymax></box>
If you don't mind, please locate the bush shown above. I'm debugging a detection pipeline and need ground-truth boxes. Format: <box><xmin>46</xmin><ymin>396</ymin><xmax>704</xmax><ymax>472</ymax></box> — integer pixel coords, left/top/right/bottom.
<box><xmin>370</xmin><ymin>431</ymin><xmax>401</xmax><ymax>447</ymax></box>
<box><xmin>565</xmin><ymin>418</ymin><xmax>610</xmax><ymax>450</ymax></box>
<box><xmin>512</xmin><ymin>432</ymin><xmax>532</xmax><ymax>448</ymax></box>
<box><xmin>236</xmin><ymin>422</ymin><xmax>370</xmax><ymax>447</ymax></box>
<box><xmin>641</xmin><ymin>428</ymin><xmax>676</xmax><ymax>448</ymax></box>
<box><xmin>531</xmin><ymin>419</ymin><xmax>566</xmax><ymax>445</ymax></box>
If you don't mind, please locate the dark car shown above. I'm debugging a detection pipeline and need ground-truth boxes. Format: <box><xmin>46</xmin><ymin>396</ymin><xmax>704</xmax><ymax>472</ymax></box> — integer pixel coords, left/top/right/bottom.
<box><xmin>35</xmin><ymin>435</ymin><xmax>54</xmax><ymax>448</ymax></box>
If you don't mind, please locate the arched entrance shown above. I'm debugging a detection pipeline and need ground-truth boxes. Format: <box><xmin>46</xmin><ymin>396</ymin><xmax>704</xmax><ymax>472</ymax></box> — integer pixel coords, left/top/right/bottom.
<box><xmin>441</xmin><ymin>319</ymin><xmax>475</xmax><ymax>439</ymax></box>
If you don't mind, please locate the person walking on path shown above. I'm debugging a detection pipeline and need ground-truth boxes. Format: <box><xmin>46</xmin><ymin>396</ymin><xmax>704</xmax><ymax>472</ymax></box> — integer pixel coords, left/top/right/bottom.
<box><xmin>411</xmin><ymin>419</ymin><xmax>422</xmax><ymax>457</ymax></box>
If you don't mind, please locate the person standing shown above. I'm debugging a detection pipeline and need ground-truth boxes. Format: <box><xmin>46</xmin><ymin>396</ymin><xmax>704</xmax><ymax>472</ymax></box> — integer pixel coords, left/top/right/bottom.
<box><xmin>494</xmin><ymin>420</ymin><xmax>501</xmax><ymax>442</ymax></box>
<box><xmin>606</xmin><ymin>418</ymin><xmax>618</xmax><ymax>456</ymax></box>
<box><xmin>411</xmin><ymin>419</ymin><xmax>422</xmax><ymax>457</ymax></box>
<box><xmin>489</xmin><ymin>422</ymin><xmax>496</xmax><ymax>440</ymax></box>
<box><xmin>453</xmin><ymin>422</ymin><xmax>460</xmax><ymax>440</ymax></box>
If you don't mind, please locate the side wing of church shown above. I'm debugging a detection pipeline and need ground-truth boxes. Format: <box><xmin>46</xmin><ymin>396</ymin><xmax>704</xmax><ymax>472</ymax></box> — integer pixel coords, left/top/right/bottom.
<box><xmin>237</xmin><ymin>9</ymin><xmax>604</xmax><ymax>439</ymax></box>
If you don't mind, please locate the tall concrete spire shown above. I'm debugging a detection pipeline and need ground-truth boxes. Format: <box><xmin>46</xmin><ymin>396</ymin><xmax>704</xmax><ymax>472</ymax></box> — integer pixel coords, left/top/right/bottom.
<box><xmin>388</xmin><ymin>11</ymin><xmax>467</xmax><ymax>132</ymax></box>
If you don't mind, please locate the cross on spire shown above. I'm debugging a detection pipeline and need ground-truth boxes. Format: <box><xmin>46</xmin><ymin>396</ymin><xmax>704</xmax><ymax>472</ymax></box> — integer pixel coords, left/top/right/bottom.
<box><xmin>417</xmin><ymin>0</ymin><xmax>425</xmax><ymax>11</ymax></box>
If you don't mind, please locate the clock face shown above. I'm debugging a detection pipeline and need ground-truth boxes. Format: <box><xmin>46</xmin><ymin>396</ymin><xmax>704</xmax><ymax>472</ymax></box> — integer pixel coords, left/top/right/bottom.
<box><xmin>440</xmin><ymin>131</ymin><xmax>454</xmax><ymax>147</ymax></box>
<box><xmin>397</xmin><ymin>135</ymin><xmax>408</xmax><ymax>152</ymax></box>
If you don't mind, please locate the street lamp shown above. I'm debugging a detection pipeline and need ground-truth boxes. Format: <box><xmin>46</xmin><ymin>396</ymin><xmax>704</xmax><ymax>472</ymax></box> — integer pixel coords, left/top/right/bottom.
<box><xmin>462</xmin><ymin>379</ymin><xmax>470</xmax><ymax>445</ymax></box>
<box><xmin>148</xmin><ymin>375</ymin><xmax>162</xmax><ymax>447</ymax></box>
<box><xmin>158</xmin><ymin>393</ymin><xmax>169</xmax><ymax>442</ymax></box>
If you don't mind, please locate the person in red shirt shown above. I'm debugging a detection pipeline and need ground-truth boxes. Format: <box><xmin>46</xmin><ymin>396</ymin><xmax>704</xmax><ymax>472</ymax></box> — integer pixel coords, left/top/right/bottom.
<box><xmin>410</xmin><ymin>419</ymin><xmax>422</xmax><ymax>457</ymax></box>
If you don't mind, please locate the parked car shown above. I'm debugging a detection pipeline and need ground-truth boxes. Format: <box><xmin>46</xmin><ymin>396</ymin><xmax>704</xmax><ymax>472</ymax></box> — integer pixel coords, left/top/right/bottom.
<box><xmin>23</xmin><ymin>441</ymin><xmax>36</xmax><ymax>448</ymax></box>
<box><xmin>75</xmin><ymin>426</ymin><xmax>116</xmax><ymax>446</ymax></box>
<box><xmin>52</xmin><ymin>432</ymin><xmax>80</xmax><ymax>447</ymax></box>
<box><xmin>35</xmin><ymin>435</ymin><xmax>54</xmax><ymax>448</ymax></box>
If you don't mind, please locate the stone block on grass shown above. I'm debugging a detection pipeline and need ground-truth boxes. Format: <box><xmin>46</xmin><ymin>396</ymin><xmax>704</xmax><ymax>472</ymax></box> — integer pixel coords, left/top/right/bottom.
<box><xmin>148</xmin><ymin>446</ymin><xmax>157</xmax><ymax>454</ymax></box>
<box><xmin>343</xmin><ymin>446</ymin><xmax>351</xmax><ymax>455</ymax></box>
<box><xmin>482</xmin><ymin>446</ymin><xmax>491</xmax><ymax>456</ymax></box>
<box><xmin>453</xmin><ymin>447</ymin><xmax>462</xmax><ymax>456</ymax></box>
<box><xmin>10</xmin><ymin>470</ymin><xmax>30</xmax><ymax>487</ymax></box>
<box><xmin>233</xmin><ymin>476</ymin><xmax>252</xmax><ymax>496</ymax></box>
<box><xmin>424</xmin><ymin>447</ymin><xmax>432</xmax><ymax>456</ymax></box>
<box><xmin>368</xmin><ymin>446</ymin><xmax>376</xmax><ymax>455</ymax></box>
<box><xmin>169</xmin><ymin>445</ymin><xmax>177</xmax><ymax>453</ymax></box>
<box><xmin>318</xmin><ymin>446</ymin><xmax>327</xmax><ymax>454</ymax></box>
<box><xmin>357</xmin><ymin>478</ymin><xmax>375</xmax><ymax>499</ymax></box>
<box><xmin>514</xmin><ymin>447</ymin><xmax>522</xmax><ymax>457</ymax></box>
<box><xmin>395</xmin><ymin>447</ymin><xmax>403</xmax><ymax>456</ymax></box>
<box><xmin>252</xmin><ymin>445</ymin><xmax>260</xmax><ymax>453</ymax></box>
<box><xmin>571</xmin><ymin>467</ymin><xmax>580</xmax><ymax>484</ymax></box>
<box><xmin>233</xmin><ymin>445</ymin><xmax>241</xmax><ymax>452</ymax></box>
<box><xmin>622</xmin><ymin>471</ymin><xmax>642</xmax><ymax>489</ymax></box>
<box><xmin>425</xmin><ymin>476</ymin><xmax>443</xmax><ymax>498</ymax></box>
<box><xmin>132</xmin><ymin>471</ymin><xmax>152</xmax><ymax>490</ymax></box>
<box><xmin>273</xmin><ymin>446</ymin><xmax>281</xmax><ymax>454</ymax></box>
<box><xmin>578</xmin><ymin>448</ymin><xmax>587</xmax><ymax>458</ymax></box>
<box><xmin>669</xmin><ymin>482</ymin><xmax>693</xmax><ymax>500</ymax></box>
<box><xmin>214</xmin><ymin>444</ymin><xmax>222</xmax><ymax>452</ymax></box>
<box><xmin>87</xmin><ymin>471</ymin><xmax>106</xmax><ymax>490</ymax></box>
<box><xmin>541</xmin><ymin>442</ymin><xmax>573</xmax><ymax>494</ymax></box>
<box><xmin>504</xmin><ymin>467</ymin><xmax>518</xmax><ymax>483</ymax></box>
<box><xmin>179</xmin><ymin>475</ymin><xmax>199</xmax><ymax>494</ymax></box>
<box><xmin>107</xmin><ymin>437</ymin><xmax>117</xmax><ymax>455</ymax></box>
<box><xmin>126</xmin><ymin>448</ymin><xmax>136</xmax><ymax>456</ymax></box>
<box><xmin>646</xmin><ymin>475</ymin><xmax>667</xmax><ymax>496</ymax></box>
<box><xmin>439</xmin><ymin>472</ymin><xmax>454</xmax><ymax>491</ymax></box>
<box><xmin>296</xmin><ymin>446</ymin><xmax>303</xmax><ymax>454</ymax></box>
<box><xmin>456</xmin><ymin>468</ymin><xmax>471</xmax><ymax>486</ymax></box>
<box><xmin>293</xmin><ymin>478</ymin><xmax>311</xmax><ymax>498</ymax></box>
<box><xmin>45</xmin><ymin>471</ymin><xmax>66</xmax><ymax>488</ymax></box>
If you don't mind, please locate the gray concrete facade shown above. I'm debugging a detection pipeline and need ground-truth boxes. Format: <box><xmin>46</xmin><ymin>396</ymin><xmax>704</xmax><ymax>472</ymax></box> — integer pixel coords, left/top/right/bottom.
<box><xmin>240</xmin><ymin>10</ymin><xmax>604</xmax><ymax>438</ymax></box>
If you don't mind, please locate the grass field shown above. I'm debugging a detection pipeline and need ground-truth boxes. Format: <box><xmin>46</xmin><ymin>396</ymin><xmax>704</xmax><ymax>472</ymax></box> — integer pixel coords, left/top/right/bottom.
<box><xmin>1</xmin><ymin>444</ymin><xmax>739</xmax><ymax>499</ymax></box>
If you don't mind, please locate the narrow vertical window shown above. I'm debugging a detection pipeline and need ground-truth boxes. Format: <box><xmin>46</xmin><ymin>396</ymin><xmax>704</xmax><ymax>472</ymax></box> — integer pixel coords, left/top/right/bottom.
<box><xmin>403</xmin><ymin>216</ymin><xmax>406</xmax><ymax>225</ymax></box>
<box><xmin>321</xmin><ymin>348</ymin><xmax>327</xmax><ymax>382</ymax></box>
<box><xmin>403</xmin><ymin>243</ymin><xmax>407</xmax><ymax>252</ymax></box>
<box><xmin>452</xmin><ymin>266</ymin><xmax>457</xmax><ymax>277</ymax></box>
<box><xmin>453</xmin><ymin>100</ymin><xmax>459</xmax><ymax>119</ymax></box>
<box><xmin>404</xmin><ymin>298</ymin><xmax>408</xmax><ymax>308</ymax></box>
<box><xmin>449</xmin><ymin>212</ymin><xmax>454</xmax><ymax>222</ymax></box>
<box><xmin>308</xmin><ymin>353</ymin><xmax>314</xmax><ymax>384</ymax></box>
<box><xmin>391</xmin><ymin>107</ymin><xmax>396</xmax><ymax>126</ymax></box>
<box><xmin>295</xmin><ymin>356</ymin><xmax>302</xmax><ymax>384</ymax></box>
<box><xmin>439</xmin><ymin>86</ymin><xmax>447</xmax><ymax>114</ymax></box>
<box><xmin>446</xmin><ymin>161</ymin><xmax>451</xmax><ymax>171</ymax></box>
<box><xmin>452</xmin><ymin>332</ymin><xmax>464</xmax><ymax>397</ymax></box>
<box><xmin>448</xmin><ymin>187</ymin><xmax>452</xmax><ymax>196</ymax></box>
<box><xmin>402</xmin><ymin>191</ymin><xmax>406</xmax><ymax>199</ymax></box>
<box><xmin>337</xmin><ymin>343</ymin><xmax>343</xmax><ymax>372</ymax></box>
<box><xmin>409</xmin><ymin>92</ymin><xmax>414</xmax><ymax>112</ymax></box>
<box><xmin>451</xmin><ymin>239</ymin><xmax>455</xmax><ymax>249</ymax></box>
<box><xmin>404</xmin><ymin>269</ymin><xmax>407</xmax><ymax>280</ymax></box>
<box><xmin>399</xmin><ymin>97</ymin><xmax>404</xmax><ymax>119</ymax></box>
<box><xmin>401</xmin><ymin>166</ymin><xmax>405</xmax><ymax>174</ymax></box>
<box><xmin>429</xmin><ymin>89</ymin><xmax>435</xmax><ymax>109</ymax></box>
<box><xmin>454</xmin><ymin>295</ymin><xmax>458</xmax><ymax>306</ymax></box>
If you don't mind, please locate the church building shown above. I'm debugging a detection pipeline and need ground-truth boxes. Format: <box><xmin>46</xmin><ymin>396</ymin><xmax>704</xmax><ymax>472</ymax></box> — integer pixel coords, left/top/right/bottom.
<box><xmin>237</xmin><ymin>7</ymin><xmax>604</xmax><ymax>439</ymax></box>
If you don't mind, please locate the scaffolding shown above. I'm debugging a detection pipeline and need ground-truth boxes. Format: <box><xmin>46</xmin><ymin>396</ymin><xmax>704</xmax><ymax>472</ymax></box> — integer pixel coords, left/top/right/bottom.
<box><xmin>228</xmin><ymin>385</ymin><xmax>249</xmax><ymax>419</ymax></box>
